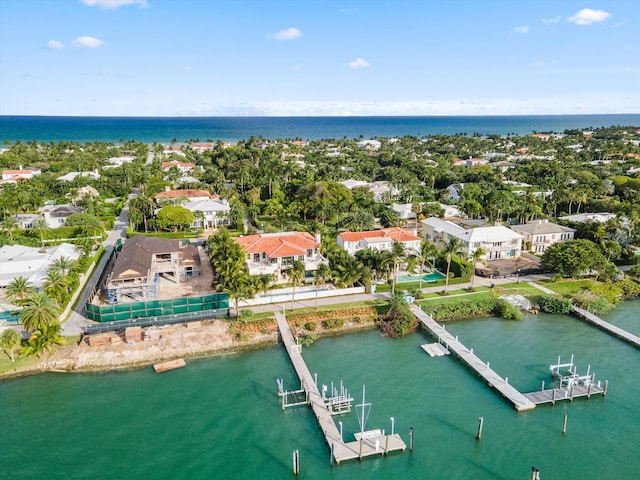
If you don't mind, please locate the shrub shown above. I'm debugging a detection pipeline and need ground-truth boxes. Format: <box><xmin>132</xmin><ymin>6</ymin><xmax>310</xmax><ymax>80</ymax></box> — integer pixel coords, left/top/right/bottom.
<box><xmin>494</xmin><ymin>299</ymin><xmax>523</xmax><ymax>320</ymax></box>
<box><xmin>322</xmin><ymin>318</ymin><xmax>344</xmax><ymax>329</ymax></box>
<box><xmin>376</xmin><ymin>296</ymin><xmax>418</xmax><ymax>338</ymax></box>
<box><xmin>300</xmin><ymin>332</ymin><xmax>318</xmax><ymax>346</ymax></box>
<box><xmin>303</xmin><ymin>321</ymin><xmax>317</xmax><ymax>331</ymax></box>
<box><xmin>538</xmin><ymin>295</ymin><xmax>573</xmax><ymax>314</ymax></box>
<box><xmin>422</xmin><ymin>298</ymin><xmax>499</xmax><ymax>321</ymax></box>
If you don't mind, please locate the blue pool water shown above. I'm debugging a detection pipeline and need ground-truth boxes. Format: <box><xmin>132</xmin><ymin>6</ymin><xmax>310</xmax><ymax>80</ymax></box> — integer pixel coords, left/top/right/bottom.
<box><xmin>396</xmin><ymin>271</ymin><xmax>446</xmax><ymax>283</ymax></box>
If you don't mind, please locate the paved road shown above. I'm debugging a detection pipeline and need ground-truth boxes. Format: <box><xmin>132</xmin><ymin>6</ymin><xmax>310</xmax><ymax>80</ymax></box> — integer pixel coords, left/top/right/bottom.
<box><xmin>61</xmin><ymin>190</ymin><xmax>136</xmax><ymax>336</ymax></box>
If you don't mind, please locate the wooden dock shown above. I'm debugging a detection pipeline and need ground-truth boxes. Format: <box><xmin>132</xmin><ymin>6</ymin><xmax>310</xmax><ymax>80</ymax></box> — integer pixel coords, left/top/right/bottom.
<box><xmin>153</xmin><ymin>358</ymin><xmax>186</xmax><ymax>373</ymax></box>
<box><xmin>411</xmin><ymin>305</ymin><xmax>535</xmax><ymax>412</ymax></box>
<box><xmin>275</xmin><ymin>312</ymin><xmax>406</xmax><ymax>464</ymax></box>
<box><xmin>421</xmin><ymin>342</ymin><xmax>450</xmax><ymax>357</ymax></box>
<box><xmin>571</xmin><ymin>306</ymin><xmax>640</xmax><ymax>349</ymax></box>
<box><xmin>523</xmin><ymin>382</ymin><xmax>606</xmax><ymax>406</ymax></box>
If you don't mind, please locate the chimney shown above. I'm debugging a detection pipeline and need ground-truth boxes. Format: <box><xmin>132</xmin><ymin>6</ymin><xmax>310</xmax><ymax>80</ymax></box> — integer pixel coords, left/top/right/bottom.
<box><xmin>165</xmin><ymin>186</ymin><xmax>171</xmax><ymax>192</ymax></box>
<box><xmin>315</xmin><ymin>230</ymin><xmax>321</xmax><ymax>244</ymax></box>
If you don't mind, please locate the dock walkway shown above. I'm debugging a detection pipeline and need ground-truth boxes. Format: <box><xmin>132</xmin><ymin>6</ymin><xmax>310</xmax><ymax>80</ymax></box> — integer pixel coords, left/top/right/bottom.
<box><xmin>275</xmin><ymin>313</ymin><xmax>406</xmax><ymax>464</ymax></box>
<box><xmin>410</xmin><ymin>305</ymin><xmax>535</xmax><ymax>412</ymax></box>
<box><xmin>527</xmin><ymin>281</ymin><xmax>640</xmax><ymax>349</ymax></box>
<box><xmin>571</xmin><ymin>306</ymin><xmax>640</xmax><ymax>349</ymax></box>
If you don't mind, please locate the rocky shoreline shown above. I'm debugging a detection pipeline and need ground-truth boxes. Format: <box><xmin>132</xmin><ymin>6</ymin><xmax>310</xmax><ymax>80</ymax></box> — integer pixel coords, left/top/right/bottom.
<box><xmin>1</xmin><ymin>311</ymin><xmax>379</xmax><ymax>381</ymax></box>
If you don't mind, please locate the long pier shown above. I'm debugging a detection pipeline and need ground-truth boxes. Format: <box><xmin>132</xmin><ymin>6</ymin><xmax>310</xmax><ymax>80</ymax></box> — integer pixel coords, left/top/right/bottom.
<box><xmin>571</xmin><ymin>305</ymin><xmax>640</xmax><ymax>348</ymax></box>
<box><xmin>410</xmin><ymin>305</ymin><xmax>535</xmax><ymax>412</ymax></box>
<box><xmin>527</xmin><ymin>281</ymin><xmax>640</xmax><ymax>349</ymax></box>
<box><xmin>275</xmin><ymin>312</ymin><xmax>406</xmax><ymax>464</ymax></box>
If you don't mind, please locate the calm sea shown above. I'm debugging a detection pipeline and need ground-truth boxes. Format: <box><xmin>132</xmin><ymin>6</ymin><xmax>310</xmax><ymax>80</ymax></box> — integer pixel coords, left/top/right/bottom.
<box><xmin>1</xmin><ymin>303</ymin><xmax>638</xmax><ymax>479</ymax></box>
<box><xmin>2</xmin><ymin>114</ymin><xmax>640</xmax><ymax>144</ymax></box>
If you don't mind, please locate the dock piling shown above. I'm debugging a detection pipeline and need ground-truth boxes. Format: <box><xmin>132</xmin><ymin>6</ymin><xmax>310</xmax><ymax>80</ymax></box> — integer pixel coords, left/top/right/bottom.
<box><xmin>476</xmin><ymin>416</ymin><xmax>484</xmax><ymax>440</ymax></box>
<box><xmin>604</xmin><ymin>380</ymin><xmax>608</xmax><ymax>396</ymax></box>
<box><xmin>562</xmin><ymin>413</ymin><xmax>568</xmax><ymax>434</ymax></box>
<box><xmin>541</xmin><ymin>380</ymin><xmax>545</xmax><ymax>391</ymax></box>
<box><xmin>293</xmin><ymin>449</ymin><xmax>299</xmax><ymax>475</ymax></box>
<box><xmin>409</xmin><ymin>427</ymin><xmax>414</xmax><ymax>452</ymax></box>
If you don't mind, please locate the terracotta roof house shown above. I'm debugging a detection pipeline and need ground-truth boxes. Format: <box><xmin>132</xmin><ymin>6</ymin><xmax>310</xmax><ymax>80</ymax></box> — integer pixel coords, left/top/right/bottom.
<box><xmin>337</xmin><ymin>228</ymin><xmax>421</xmax><ymax>256</ymax></box>
<box><xmin>106</xmin><ymin>235</ymin><xmax>201</xmax><ymax>303</ymax></box>
<box><xmin>162</xmin><ymin>160</ymin><xmax>195</xmax><ymax>173</ymax></box>
<box><xmin>234</xmin><ymin>231</ymin><xmax>326</xmax><ymax>281</ymax></box>
<box><xmin>154</xmin><ymin>188</ymin><xmax>219</xmax><ymax>203</ymax></box>
<box><xmin>510</xmin><ymin>220</ymin><xmax>576</xmax><ymax>254</ymax></box>
<box><xmin>2</xmin><ymin>169</ymin><xmax>39</xmax><ymax>181</ymax></box>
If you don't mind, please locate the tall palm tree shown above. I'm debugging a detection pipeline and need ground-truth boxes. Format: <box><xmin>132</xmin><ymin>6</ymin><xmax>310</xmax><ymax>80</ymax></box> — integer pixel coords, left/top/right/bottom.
<box><xmin>43</xmin><ymin>269</ymin><xmax>70</xmax><ymax>303</ymax></box>
<box><xmin>31</xmin><ymin>218</ymin><xmax>50</xmax><ymax>249</ymax></box>
<box><xmin>253</xmin><ymin>274</ymin><xmax>274</xmax><ymax>298</ymax></box>
<box><xmin>285</xmin><ymin>260</ymin><xmax>306</xmax><ymax>310</ymax></box>
<box><xmin>313</xmin><ymin>263</ymin><xmax>331</xmax><ymax>309</ymax></box>
<box><xmin>220</xmin><ymin>271</ymin><xmax>255</xmax><ymax>317</ymax></box>
<box><xmin>418</xmin><ymin>241</ymin><xmax>439</xmax><ymax>290</ymax></box>
<box><xmin>19</xmin><ymin>292</ymin><xmax>61</xmax><ymax>333</ymax></box>
<box><xmin>390</xmin><ymin>241</ymin><xmax>405</xmax><ymax>296</ymax></box>
<box><xmin>470</xmin><ymin>247</ymin><xmax>486</xmax><ymax>290</ymax></box>
<box><xmin>443</xmin><ymin>237</ymin><xmax>464</xmax><ymax>294</ymax></box>
<box><xmin>5</xmin><ymin>276</ymin><xmax>36</xmax><ymax>306</ymax></box>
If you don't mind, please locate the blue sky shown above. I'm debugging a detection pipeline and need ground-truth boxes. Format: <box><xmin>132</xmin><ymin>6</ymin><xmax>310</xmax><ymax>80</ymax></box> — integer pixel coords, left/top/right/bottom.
<box><xmin>1</xmin><ymin>0</ymin><xmax>639</xmax><ymax>116</ymax></box>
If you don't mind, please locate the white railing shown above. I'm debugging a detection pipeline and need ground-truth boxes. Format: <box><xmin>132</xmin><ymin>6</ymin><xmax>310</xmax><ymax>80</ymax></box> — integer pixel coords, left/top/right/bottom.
<box><xmin>239</xmin><ymin>285</ymin><xmax>365</xmax><ymax>307</ymax></box>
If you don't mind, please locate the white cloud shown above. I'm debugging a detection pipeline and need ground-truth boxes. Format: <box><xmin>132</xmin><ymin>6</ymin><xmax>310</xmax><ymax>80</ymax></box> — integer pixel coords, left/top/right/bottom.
<box><xmin>514</xmin><ymin>26</ymin><xmax>529</xmax><ymax>34</ymax></box>
<box><xmin>542</xmin><ymin>17</ymin><xmax>561</xmax><ymax>24</ymax></box>
<box><xmin>269</xmin><ymin>27</ymin><xmax>302</xmax><ymax>41</ymax></box>
<box><xmin>72</xmin><ymin>36</ymin><xmax>105</xmax><ymax>48</ymax></box>
<box><xmin>568</xmin><ymin>8</ymin><xmax>611</xmax><ymax>25</ymax></box>
<box><xmin>81</xmin><ymin>0</ymin><xmax>149</xmax><ymax>8</ymax></box>
<box><xmin>346</xmin><ymin>57</ymin><xmax>370</xmax><ymax>69</ymax></box>
<box><xmin>47</xmin><ymin>40</ymin><xmax>64</xmax><ymax>49</ymax></box>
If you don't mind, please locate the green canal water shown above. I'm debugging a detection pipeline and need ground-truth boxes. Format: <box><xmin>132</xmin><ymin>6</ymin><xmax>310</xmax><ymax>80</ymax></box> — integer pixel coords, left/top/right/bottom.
<box><xmin>1</xmin><ymin>302</ymin><xmax>639</xmax><ymax>479</ymax></box>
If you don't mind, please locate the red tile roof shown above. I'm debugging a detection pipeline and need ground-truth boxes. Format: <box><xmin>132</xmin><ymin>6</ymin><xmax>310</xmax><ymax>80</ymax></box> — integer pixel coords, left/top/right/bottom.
<box><xmin>2</xmin><ymin>170</ymin><xmax>33</xmax><ymax>175</ymax></box>
<box><xmin>235</xmin><ymin>232</ymin><xmax>318</xmax><ymax>258</ymax></box>
<box><xmin>155</xmin><ymin>189</ymin><xmax>215</xmax><ymax>200</ymax></box>
<box><xmin>162</xmin><ymin>161</ymin><xmax>195</xmax><ymax>167</ymax></box>
<box><xmin>339</xmin><ymin>228</ymin><xmax>421</xmax><ymax>243</ymax></box>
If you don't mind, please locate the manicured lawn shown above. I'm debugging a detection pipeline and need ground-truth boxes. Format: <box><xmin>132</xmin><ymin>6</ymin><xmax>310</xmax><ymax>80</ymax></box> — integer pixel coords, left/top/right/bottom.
<box><xmin>536</xmin><ymin>279</ymin><xmax>593</xmax><ymax>296</ymax></box>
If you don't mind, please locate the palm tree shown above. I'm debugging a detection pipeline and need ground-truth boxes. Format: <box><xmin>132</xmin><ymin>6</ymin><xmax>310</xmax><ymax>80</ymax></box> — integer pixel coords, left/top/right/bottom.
<box><xmin>221</xmin><ymin>271</ymin><xmax>255</xmax><ymax>318</ymax></box>
<box><xmin>18</xmin><ymin>292</ymin><xmax>61</xmax><ymax>333</ymax></box>
<box><xmin>418</xmin><ymin>241</ymin><xmax>439</xmax><ymax>290</ymax></box>
<box><xmin>49</xmin><ymin>256</ymin><xmax>77</xmax><ymax>277</ymax></box>
<box><xmin>443</xmin><ymin>237</ymin><xmax>464</xmax><ymax>294</ymax></box>
<box><xmin>390</xmin><ymin>241</ymin><xmax>405</xmax><ymax>296</ymax></box>
<box><xmin>43</xmin><ymin>269</ymin><xmax>70</xmax><ymax>303</ymax></box>
<box><xmin>0</xmin><ymin>216</ymin><xmax>19</xmax><ymax>240</ymax></box>
<box><xmin>313</xmin><ymin>263</ymin><xmax>331</xmax><ymax>309</ymax></box>
<box><xmin>31</xmin><ymin>218</ymin><xmax>50</xmax><ymax>249</ymax></box>
<box><xmin>1</xmin><ymin>329</ymin><xmax>21</xmax><ymax>362</ymax></box>
<box><xmin>20</xmin><ymin>322</ymin><xmax>64</xmax><ymax>357</ymax></box>
<box><xmin>5</xmin><ymin>276</ymin><xmax>36</xmax><ymax>306</ymax></box>
<box><xmin>252</xmin><ymin>274</ymin><xmax>272</xmax><ymax>299</ymax></box>
<box><xmin>284</xmin><ymin>260</ymin><xmax>306</xmax><ymax>310</ymax></box>
<box><xmin>469</xmin><ymin>247</ymin><xmax>486</xmax><ymax>290</ymax></box>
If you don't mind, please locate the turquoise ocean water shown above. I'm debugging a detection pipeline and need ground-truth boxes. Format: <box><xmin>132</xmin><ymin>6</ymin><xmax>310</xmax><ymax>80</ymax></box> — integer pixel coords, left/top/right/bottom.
<box><xmin>2</xmin><ymin>114</ymin><xmax>640</xmax><ymax>144</ymax></box>
<box><xmin>1</xmin><ymin>303</ymin><xmax>638</xmax><ymax>479</ymax></box>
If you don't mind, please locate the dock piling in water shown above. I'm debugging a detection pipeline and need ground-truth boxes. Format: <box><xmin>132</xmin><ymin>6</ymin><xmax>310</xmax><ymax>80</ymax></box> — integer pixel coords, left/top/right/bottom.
<box><xmin>562</xmin><ymin>413</ymin><xmax>568</xmax><ymax>434</ymax></box>
<box><xmin>476</xmin><ymin>417</ymin><xmax>484</xmax><ymax>440</ymax></box>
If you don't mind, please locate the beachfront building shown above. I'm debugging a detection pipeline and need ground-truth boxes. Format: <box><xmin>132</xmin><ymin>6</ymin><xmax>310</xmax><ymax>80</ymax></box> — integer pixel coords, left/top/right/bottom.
<box><xmin>234</xmin><ymin>231</ymin><xmax>326</xmax><ymax>282</ymax></box>
<box><xmin>421</xmin><ymin>217</ymin><xmax>523</xmax><ymax>261</ymax></box>
<box><xmin>105</xmin><ymin>235</ymin><xmax>201</xmax><ymax>304</ymax></box>
<box><xmin>510</xmin><ymin>219</ymin><xmax>576</xmax><ymax>254</ymax></box>
<box><xmin>337</xmin><ymin>228</ymin><xmax>422</xmax><ymax>256</ymax></box>
<box><xmin>0</xmin><ymin>243</ymin><xmax>80</xmax><ymax>293</ymax></box>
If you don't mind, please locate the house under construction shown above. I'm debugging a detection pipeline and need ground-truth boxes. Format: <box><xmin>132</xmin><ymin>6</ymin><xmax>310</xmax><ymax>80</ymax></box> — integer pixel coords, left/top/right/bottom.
<box><xmin>106</xmin><ymin>235</ymin><xmax>201</xmax><ymax>304</ymax></box>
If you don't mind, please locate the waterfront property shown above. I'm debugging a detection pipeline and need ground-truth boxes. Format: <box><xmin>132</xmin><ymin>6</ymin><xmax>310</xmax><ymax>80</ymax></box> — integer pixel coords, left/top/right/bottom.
<box><xmin>106</xmin><ymin>235</ymin><xmax>201</xmax><ymax>304</ymax></box>
<box><xmin>510</xmin><ymin>219</ymin><xmax>576</xmax><ymax>254</ymax></box>
<box><xmin>337</xmin><ymin>227</ymin><xmax>421</xmax><ymax>256</ymax></box>
<box><xmin>234</xmin><ymin>231</ymin><xmax>327</xmax><ymax>282</ymax></box>
<box><xmin>421</xmin><ymin>216</ymin><xmax>523</xmax><ymax>261</ymax></box>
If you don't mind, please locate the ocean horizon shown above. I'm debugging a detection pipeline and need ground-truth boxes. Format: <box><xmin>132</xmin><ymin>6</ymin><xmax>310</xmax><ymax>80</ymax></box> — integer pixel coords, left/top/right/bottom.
<box><xmin>2</xmin><ymin>114</ymin><xmax>640</xmax><ymax>144</ymax></box>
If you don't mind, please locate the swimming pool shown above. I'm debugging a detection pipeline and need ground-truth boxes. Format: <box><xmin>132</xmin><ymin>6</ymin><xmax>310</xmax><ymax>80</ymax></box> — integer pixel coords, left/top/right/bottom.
<box><xmin>396</xmin><ymin>271</ymin><xmax>446</xmax><ymax>283</ymax></box>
